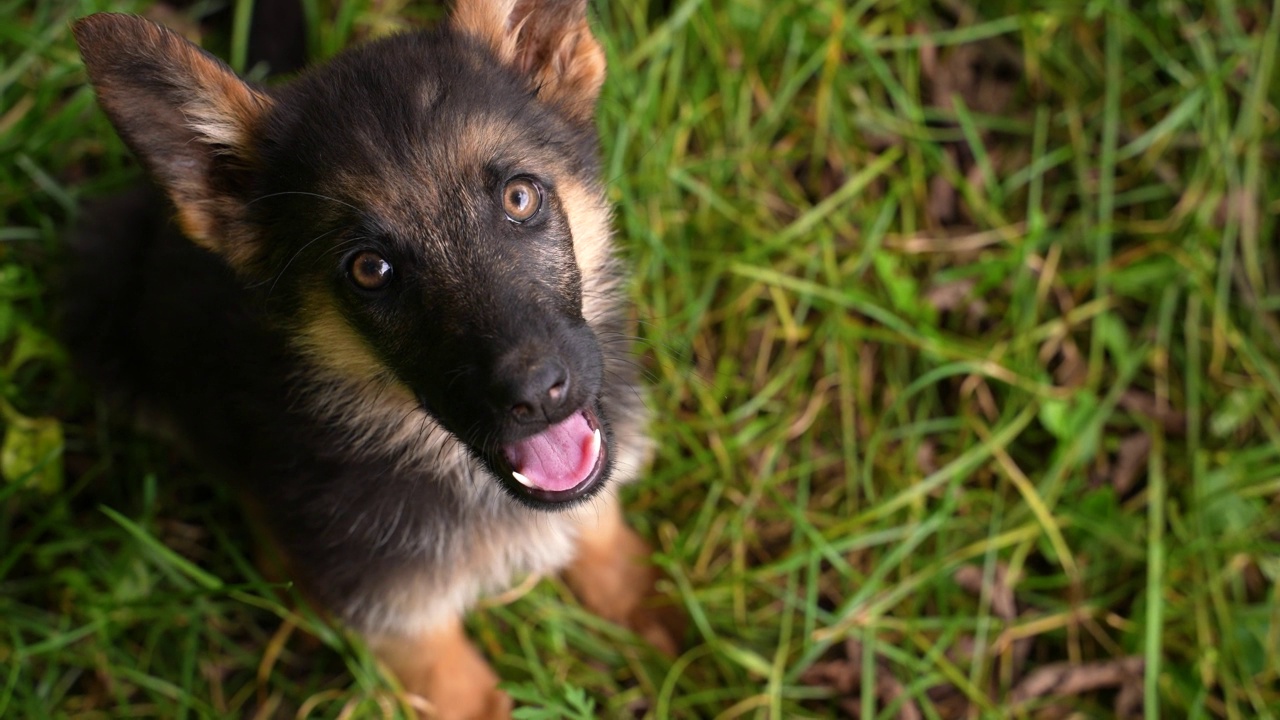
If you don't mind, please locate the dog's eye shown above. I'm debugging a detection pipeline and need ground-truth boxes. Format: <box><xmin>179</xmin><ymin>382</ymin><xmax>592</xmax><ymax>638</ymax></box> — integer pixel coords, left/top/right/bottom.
<box><xmin>348</xmin><ymin>251</ymin><xmax>394</xmax><ymax>291</ymax></box>
<box><xmin>502</xmin><ymin>177</ymin><xmax>542</xmax><ymax>223</ymax></box>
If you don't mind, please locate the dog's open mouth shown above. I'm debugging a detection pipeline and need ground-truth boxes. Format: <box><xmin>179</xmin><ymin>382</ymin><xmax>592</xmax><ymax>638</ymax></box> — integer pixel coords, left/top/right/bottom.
<box><xmin>499</xmin><ymin>408</ymin><xmax>606</xmax><ymax>503</ymax></box>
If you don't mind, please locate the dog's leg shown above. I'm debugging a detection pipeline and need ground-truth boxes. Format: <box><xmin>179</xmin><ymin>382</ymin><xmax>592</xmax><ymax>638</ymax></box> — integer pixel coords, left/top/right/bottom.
<box><xmin>564</xmin><ymin>494</ymin><xmax>684</xmax><ymax>655</ymax></box>
<box><xmin>368</xmin><ymin>619</ymin><xmax>512</xmax><ymax>720</ymax></box>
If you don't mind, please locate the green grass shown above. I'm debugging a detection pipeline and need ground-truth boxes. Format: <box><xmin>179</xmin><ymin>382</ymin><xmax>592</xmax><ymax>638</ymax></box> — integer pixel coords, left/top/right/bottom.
<box><xmin>3</xmin><ymin>0</ymin><xmax>1280</xmax><ymax>717</ymax></box>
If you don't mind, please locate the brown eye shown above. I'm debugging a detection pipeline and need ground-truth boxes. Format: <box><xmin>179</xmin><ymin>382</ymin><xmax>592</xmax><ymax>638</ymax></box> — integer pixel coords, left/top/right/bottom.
<box><xmin>502</xmin><ymin>177</ymin><xmax>542</xmax><ymax>223</ymax></box>
<box><xmin>349</xmin><ymin>251</ymin><xmax>393</xmax><ymax>291</ymax></box>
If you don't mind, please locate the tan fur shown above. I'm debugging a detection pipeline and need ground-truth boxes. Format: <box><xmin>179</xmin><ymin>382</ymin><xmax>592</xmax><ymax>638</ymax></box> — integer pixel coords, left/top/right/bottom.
<box><xmin>558</xmin><ymin>178</ymin><xmax>618</xmax><ymax>319</ymax></box>
<box><xmin>452</xmin><ymin>0</ymin><xmax>520</xmax><ymax>63</ymax></box>
<box><xmin>291</xmin><ymin>292</ymin><xmax>460</xmax><ymax>467</ymax></box>
<box><xmin>369</xmin><ymin>619</ymin><xmax>513</xmax><ymax>720</ymax></box>
<box><xmin>518</xmin><ymin>20</ymin><xmax>605</xmax><ymax>122</ymax></box>
<box><xmin>452</xmin><ymin>0</ymin><xmax>606</xmax><ymax>122</ymax></box>
<box><xmin>564</xmin><ymin>494</ymin><xmax>684</xmax><ymax>656</ymax></box>
<box><xmin>293</xmin><ymin>291</ymin><xmax>394</xmax><ymax>383</ymax></box>
<box><xmin>180</xmin><ymin>80</ymin><xmax>270</xmax><ymax>156</ymax></box>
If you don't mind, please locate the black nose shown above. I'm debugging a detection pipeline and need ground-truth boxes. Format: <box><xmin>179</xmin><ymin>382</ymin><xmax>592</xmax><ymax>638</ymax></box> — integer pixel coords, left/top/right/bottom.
<box><xmin>506</xmin><ymin>357</ymin><xmax>570</xmax><ymax>423</ymax></box>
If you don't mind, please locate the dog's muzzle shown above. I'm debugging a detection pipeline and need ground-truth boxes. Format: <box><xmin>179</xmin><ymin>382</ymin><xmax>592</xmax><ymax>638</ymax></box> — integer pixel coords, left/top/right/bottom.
<box><xmin>498</xmin><ymin>406</ymin><xmax>607</xmax><ymax>504</ymax></box>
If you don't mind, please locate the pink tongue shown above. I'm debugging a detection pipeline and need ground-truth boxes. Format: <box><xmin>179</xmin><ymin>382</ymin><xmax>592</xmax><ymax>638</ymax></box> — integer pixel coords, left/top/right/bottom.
<box><xmin>504</xmin><ymin>412</ymin><xmax>599</xmax><ymax>492</ymax></box>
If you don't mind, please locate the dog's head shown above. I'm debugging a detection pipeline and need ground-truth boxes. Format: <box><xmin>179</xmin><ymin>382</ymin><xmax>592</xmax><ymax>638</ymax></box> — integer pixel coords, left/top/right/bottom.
<box><xmin>73</xmin><ymin>0</ymin><xmax>624</xmax><ymax>508</ymax></box>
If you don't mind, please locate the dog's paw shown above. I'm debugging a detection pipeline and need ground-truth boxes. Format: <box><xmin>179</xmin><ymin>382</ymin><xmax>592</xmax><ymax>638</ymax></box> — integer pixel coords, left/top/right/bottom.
<box><xmin>411</xmin><ymin>685</ymin><xmax>512</xmax><ymax>720</ymax></box>
<box><xmin>370</xmin><ymin>622</ymin><xmax>512</xmax><ymax>720</ymax></box>
<box><xmin>564</xmin><ymin>506</ymin><xmax>687</xmax><ymax>656</ymax></box>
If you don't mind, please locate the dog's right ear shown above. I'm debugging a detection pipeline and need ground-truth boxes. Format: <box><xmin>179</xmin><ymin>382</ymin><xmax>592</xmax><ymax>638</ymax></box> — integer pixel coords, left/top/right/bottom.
<box><xmin>73</xmin><ymin>13</ymin><xmax>272</xmax><ymax>268</ymax></box>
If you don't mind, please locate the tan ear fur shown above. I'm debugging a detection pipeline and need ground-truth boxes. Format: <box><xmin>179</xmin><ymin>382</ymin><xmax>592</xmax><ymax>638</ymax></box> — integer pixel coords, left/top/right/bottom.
<box><xmin>73</xmin><ymin>13</ymin><xmax>272</xmax><ymax>266</ymax></box>
<box><xmin>452</xmin><ymin>0</ymin><xmax>606</xmax><ymax>122</ymax></box>
<box><xmin>452</xmin><ymin>0</ymin><xmax>521</xmax><ymax>63</ymax></box>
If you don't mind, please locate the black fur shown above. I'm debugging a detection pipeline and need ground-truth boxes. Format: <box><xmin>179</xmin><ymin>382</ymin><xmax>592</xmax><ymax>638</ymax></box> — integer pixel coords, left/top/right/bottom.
<box><xmin>66</xmin><ymin>12</ymin><xmax>645</xmax><ymax>636</ymax></box>
<box><xmin>251</xmin><ymin>29</ymin><xmax>613</xmax><ymax>468</ymax></box>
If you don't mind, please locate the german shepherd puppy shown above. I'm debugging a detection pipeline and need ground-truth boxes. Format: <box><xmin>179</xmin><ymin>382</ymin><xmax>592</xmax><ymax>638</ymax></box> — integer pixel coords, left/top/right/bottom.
<box><xmin>67</xmin><ymin>1</ymin><xmax>680</xmax><ymax>716</ymax></box>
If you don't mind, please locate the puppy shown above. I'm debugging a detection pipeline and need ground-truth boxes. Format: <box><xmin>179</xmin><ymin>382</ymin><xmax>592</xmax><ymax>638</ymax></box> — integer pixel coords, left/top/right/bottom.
<box><xmin>67</xmin><ymin>1</ymin><xmax>680</xmax><ymax>716</ymax></box>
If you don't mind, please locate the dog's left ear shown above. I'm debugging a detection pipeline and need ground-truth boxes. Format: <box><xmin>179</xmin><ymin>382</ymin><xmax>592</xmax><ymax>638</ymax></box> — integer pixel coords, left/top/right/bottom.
<box><xmin>453</xmin><ymin>0</ymin><xmax>605</xmax><ymax>122</ymax></box>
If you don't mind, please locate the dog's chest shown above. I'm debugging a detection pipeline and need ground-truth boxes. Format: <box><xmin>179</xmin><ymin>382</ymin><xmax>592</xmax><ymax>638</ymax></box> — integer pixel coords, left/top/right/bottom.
<box><xmin>348</xmin><ymin>480</ymin><xmax>584</xmax><ymax>635</ymax></box>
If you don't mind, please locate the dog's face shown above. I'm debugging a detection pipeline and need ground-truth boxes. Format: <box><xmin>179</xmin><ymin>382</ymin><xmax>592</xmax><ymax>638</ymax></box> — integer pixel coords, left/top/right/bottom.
<box><xmin>73</xmin><ymin>1</ymin><xmax>621</xmax><ymax>507</ymax></box>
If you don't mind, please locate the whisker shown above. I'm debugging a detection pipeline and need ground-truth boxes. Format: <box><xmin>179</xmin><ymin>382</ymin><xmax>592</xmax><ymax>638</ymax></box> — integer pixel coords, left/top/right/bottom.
<box><xmin>249</xmin><ymin>227</ymin><xmax>340</xmax><ymax>295</ymax></box>
<box><xmin>246</xmin><ymin>190</ymin><xmax>361</xmax><ymax>213</ymax></box>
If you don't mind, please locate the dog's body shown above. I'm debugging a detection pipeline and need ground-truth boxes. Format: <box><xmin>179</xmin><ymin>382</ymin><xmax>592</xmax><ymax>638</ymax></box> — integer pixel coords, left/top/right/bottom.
<box><xmin>67</xmin><ymin>2</ymin><xmax>678</xmax><ymax>716</ymax></box>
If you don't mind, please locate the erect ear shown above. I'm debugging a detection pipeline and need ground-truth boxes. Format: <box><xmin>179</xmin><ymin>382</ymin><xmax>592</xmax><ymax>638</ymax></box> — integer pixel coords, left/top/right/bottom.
<box><xmin>453</xmin><ymin>0</ymin><xmax>606</xmax><ymax>122</ymax></box>
<box><xmin>73</xmin><ymin>13</ymin><xmax>272</xmax><ymax>267</ymax></box>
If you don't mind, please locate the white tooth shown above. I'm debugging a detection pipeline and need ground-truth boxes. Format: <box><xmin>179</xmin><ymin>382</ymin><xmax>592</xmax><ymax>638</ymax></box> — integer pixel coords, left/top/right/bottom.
<box><xmin>512</xmin><ymin>471</ymin><xmax>535</xmax><ymax>488</ymax></box>
<box><xmin>590</xmin><ymin>428</ymin><xmax>602</xmax><ymax>457</ymax></box>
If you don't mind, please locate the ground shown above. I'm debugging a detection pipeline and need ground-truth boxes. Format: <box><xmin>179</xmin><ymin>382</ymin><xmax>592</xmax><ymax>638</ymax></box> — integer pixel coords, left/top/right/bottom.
<box><xmin>1</xmin><ymin>0</ymin><xmax>1278</xmax><ymax>718</ymax></box>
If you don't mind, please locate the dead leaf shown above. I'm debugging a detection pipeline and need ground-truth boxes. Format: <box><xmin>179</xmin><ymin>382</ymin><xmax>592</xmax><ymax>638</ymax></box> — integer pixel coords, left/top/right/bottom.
<box><xmin>953</xmin><ymin>563</ymin><xmax>1034</xmax><ymax>682</ymax></box>
<box><xmin>1011</xmin><ymin>656</ymin><xmax>1144</xmax><ymax>703</ymax></box>
<box><xmin>954</xmin><ymin>563</ymin><xmax>1016</xmax><ymax>620</ymax></box>
<box><xmin>799</xmin><ymin>639</ymin><xmax>924</xmax><ymax>720</ymax></box>
<box><xmin>1119</xmin><ymin>390</ymin><xmax>1186</xmax><ymax>435</ymax></box>
<box><xmin>1110</xmin><ymin>432</ymin><xmax>1151</xmax><ymax>495</ymax></box>
<box><xmin>925</xmin><ymin>279</ymin><xmax>976</xmax><ymax>313</ymax></box>
<box><xmin>923</xmin><ymin>40</ymin><xmax>1021</xmax><ymax>116</ymax></box>
<box><xmin>1114</xmin><ymin>680</ymin><xmax>1143</xmax><ymax>718</ymax></box>
<box><xmin>1038</xmin><ymin>333</ymin><xmax>1087</xmax><ymax>389</ymax></box>
<box><xmin>800</xmin><ymin>659</ymin><xmax>859</xmax><ymax>695</ymax></box>
<box><xmin>927</xmin><ymin>157</ymin><xmax>960</xmax><ymax>226</ymax></box>
<box><xmin>915</xmin><ymin>439</ymin><xmax>939</xmax><ymax>475</ymax></box>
